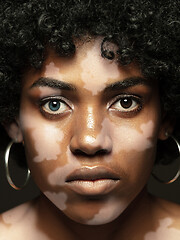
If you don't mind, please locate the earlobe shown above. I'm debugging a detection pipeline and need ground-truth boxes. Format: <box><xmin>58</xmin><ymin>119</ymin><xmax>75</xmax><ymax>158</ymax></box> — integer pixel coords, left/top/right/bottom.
<box><xmin>3</xmin><ymin>120</ymin><xmax>23</xmax><ymax>143</ymax></box>
<box><xmin>158</xmin><ymin>114</ymin><xmax>175</xmax><ymax>140</ymax></box>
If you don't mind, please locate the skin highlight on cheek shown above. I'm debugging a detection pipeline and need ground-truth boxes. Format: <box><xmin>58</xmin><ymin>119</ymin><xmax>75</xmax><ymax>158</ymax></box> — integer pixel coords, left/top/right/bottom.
<box><xmin>144</xmin><ymin>218</ymin><xmax>180</xmax><ymax>240</ymax></box>
<box><xmin>80</xmin><ymin>39</ymin><xmax>120</xmax><ymax>95</ymax></box>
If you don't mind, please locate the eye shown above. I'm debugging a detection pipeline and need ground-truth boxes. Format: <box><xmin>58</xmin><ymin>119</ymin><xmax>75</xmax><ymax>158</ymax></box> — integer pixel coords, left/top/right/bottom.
<box><xmin>40</xmin><ymin>97</ymin><xmax>72</xmax><ymax>115</ymax></box>
<box><xmin>109</xmin><ymin>95</ymin><xmax>141</xmax><ymax>112</ymax></box>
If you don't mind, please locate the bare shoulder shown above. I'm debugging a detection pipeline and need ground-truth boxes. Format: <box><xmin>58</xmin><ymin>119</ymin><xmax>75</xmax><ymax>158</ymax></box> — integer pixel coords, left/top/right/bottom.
<box><xmin>154</xmin><ymin>197</ymin><xmax>180</xmax><ymax>221</ymax></box>
<box><xmin>143</xmin><ymin>196</ymin><xmax>180</xmax><ymax>240</ymax></box>
<box><xmin>0</xmin><ymin>199</ymin><xmax>50</xmax><ymax>240</ymax></box>
<box><xmin>151</xmin><ymin>196</ymin><xmax>180</xmax><ymax>230</ymax></box>
<box><xmin>0</xmin><ymin>200</ymin><xmax>33</xmax><ymax>226</ymax></box>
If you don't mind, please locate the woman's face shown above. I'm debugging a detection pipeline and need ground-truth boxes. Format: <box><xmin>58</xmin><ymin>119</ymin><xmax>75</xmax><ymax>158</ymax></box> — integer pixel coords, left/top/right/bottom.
<box><xmin>18</xmin><ymin>38</ymin><xmax>163</xmax><ymax>225</ymax></box>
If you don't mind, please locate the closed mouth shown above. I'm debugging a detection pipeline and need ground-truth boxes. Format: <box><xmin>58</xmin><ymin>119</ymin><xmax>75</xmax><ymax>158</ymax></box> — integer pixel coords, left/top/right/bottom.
<box><xmin>65</xmin><ymin>166</ymin><xmax>120</xmax><ymax>196</ymax></box>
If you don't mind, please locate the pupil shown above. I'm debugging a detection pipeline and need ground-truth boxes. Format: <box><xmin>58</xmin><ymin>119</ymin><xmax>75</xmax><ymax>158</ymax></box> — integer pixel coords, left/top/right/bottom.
<box><xmin>121</xmin><ymin>98</ymin><xmax>132</xmax><ymax>108</ymax></box>
<box><xmin>49</xmin><ymin>101</ymin><xmax>60</xmax><ymax>111</ymax></box>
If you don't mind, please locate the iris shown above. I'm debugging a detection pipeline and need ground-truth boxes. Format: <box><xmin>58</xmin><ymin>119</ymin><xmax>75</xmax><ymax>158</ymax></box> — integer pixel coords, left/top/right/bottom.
<box><xmin>48</xmin><ymin>101</ymin><xmax>61</xmax><ymax>112</ymax></box>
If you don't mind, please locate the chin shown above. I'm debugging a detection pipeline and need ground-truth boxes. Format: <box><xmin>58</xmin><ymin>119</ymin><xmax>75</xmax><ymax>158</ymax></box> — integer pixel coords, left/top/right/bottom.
<box><xmin>63</xmin><ymin>196</ymin><xmax>129</xmax><ymax>226</ymax></box>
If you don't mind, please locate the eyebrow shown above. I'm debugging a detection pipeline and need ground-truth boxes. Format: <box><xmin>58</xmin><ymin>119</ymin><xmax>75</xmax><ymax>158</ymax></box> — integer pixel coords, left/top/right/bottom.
<box><xmin>104</xmin><ymin>77</ymin><xmax>151</xmax><ymax>93</ymax></box>
<box><xmin>30</xmin><ymin>77</ymin><xmax>76</xmax><ymax>91</ymax></box>
<box><xmin>30</xmin><ymin>76</ymin><xmax>150</xmax><ymax>92</ymax></box>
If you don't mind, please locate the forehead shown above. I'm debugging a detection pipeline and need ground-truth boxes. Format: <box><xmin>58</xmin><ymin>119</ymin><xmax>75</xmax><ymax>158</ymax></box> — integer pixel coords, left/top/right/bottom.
<box><xmin>23</xmin><ymin>37</ymin><xmax>146</xmax><ymax>92</ymax></box>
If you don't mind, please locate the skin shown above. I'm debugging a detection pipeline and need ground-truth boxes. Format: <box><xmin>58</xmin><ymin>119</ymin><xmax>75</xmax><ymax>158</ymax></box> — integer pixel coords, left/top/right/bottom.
<box><xmin>144</xmin><ymin>218</ymin><xmax>180</xmax><ymax>240</ymax></box>
<box><xmin>1</xmin><ymin>37</ymin><xmax>180</xmax><ymax>239</ymax></box>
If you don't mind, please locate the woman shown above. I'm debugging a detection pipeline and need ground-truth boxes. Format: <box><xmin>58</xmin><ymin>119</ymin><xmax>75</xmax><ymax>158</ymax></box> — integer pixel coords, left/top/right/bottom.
<box><xmin>0</xmin><ymin>0</ymin><xmax>180</xmax><ymax>239</ymax></box>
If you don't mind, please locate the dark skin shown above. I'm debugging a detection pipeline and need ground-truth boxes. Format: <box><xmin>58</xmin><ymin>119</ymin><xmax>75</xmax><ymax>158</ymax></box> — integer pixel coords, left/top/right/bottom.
<box><xmin>1</xmin><ymin>38</ymin><xmax>180</xmax><ymax>240</ymax></box>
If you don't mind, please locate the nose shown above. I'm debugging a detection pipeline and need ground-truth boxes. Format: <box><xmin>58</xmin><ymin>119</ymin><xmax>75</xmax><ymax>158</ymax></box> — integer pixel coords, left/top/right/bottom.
<box><xmin>70</xmin><ymin>107</ymin><xmax>112</xmax><ymax>156</ymax></box>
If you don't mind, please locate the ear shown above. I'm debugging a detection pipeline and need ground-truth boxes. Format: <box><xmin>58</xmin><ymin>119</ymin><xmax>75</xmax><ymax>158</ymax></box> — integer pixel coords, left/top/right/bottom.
<box><xmin>158</xmin><ymin>114</ymin><xmax>176</xmax><ymax>140</ymax></box>
<box><xmin>3</xmin><ymin>119</ymin><xmax>23</xmax><ymax>143</ymax></box>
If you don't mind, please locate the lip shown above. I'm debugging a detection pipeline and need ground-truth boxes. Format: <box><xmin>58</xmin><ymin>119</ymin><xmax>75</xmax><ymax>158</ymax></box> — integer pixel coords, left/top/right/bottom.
<box><xmin>65</xmin><ymin>166</ymin><xmax>120</xmax><ymax>196</ymax></box>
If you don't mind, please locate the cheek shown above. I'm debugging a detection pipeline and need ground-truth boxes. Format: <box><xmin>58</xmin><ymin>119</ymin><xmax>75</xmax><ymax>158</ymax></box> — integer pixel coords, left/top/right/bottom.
<box><xmin>20</xmin><ymin>112</ymin><xmax>66</xmax><ymax>163</ymax></box>
<box><xmin>114</xmin><ymin>120</ymin><xmax>157</xmax><ymax>176</ymax></box>
<box><xmin>101</xmin><ymin>118</ymin><xmax>157</xmax><ymax>183</ymax></box>
<box><xmin>42</xmin><ymin>148</ymin><xmax>82</xmax><ymax>212</ymax></box>
<box><xmin>110</xmin><ymin>120</ymin><xmax>155</xmax><ymax>154</ymax></box>
<box><xmin>24</xmin><ymin>124</ymin><xmax>64</xmax><ymax>163</ymax></box>
<box><xmin>47</xmin><ymin>147</ymin><xmax>81</xmax><ymax>186</ymax></box>
<box><xmin>20</xmin><ymin>113</ymin><xmax>71</xmax><ymax>210</ymax></box>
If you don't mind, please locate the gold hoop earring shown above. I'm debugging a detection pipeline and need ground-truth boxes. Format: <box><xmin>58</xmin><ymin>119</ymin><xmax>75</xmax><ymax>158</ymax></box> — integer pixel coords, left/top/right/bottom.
<box><xmin>152</xmin><ymin>135</ymin><xmax>180</xmax><ymax>184</ymax></box>
<box><xmin>5</xmin><ymin>140</ymin><xmax>30</xmax><ymax>190</ymax></box>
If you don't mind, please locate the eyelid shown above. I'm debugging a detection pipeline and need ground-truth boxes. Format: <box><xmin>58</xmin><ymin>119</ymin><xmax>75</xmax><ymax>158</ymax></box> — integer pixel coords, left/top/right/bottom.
<box><xmin>107</xmin><ymin>94</ymin><xmax>140</xmax><ymax>108</ymax></box>
<box><xmin>107</xmin><ymin>94</ymin><xmax>142</xmax><ymax>112</ymax></box>
<box><xmin>38</xmin><ymin>95</ymin><xmax>74</xmax><ymax>110</ymax></box>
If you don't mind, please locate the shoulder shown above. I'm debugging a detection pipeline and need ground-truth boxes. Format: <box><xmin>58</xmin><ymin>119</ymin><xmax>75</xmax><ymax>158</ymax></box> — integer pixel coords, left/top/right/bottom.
<box><xmin>0</xmin><ymin>201</ymin><xmax>33</xmax><ymax>237</ymax></box>
<box><xmin>154</xmin><ymin>197</ymin><xmax>180</xmax><ymax>221</ymax></box>
<box><xmin>145</xmin><ymin>196</ymin><xmax>180</xmax><ymax>240</ymax></box>
<box><xmin>0</xmin><ymin>201</ymin><xmax>32</xmax><ymax>223</ymax></box>
<box><xmin>0</xmin><ymin>199</ymin><xmax>50</xmax><ymax>240</ymax></box>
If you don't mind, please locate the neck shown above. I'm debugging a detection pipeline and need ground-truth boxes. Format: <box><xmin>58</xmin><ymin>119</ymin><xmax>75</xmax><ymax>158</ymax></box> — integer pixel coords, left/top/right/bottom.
<box><xmin>35</xmin><ymin>187</ymin><xmax>153</xmax><ymax>240</ymax></box>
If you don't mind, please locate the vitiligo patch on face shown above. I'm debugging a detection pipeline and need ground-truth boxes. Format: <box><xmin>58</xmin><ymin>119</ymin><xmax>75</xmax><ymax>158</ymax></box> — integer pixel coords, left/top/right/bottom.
<box><xmin>32</xmin><ymin>125</ymin><xmax>64</xmax><ymax>162</ymax></box>
<box><xmin>86</xmin><ymin>197</ymin><xmax>127</xmax><ymax>225</ymax></box>
<box><xmin>144</xmin><ymin>218</ymin><xmax>180</xmax><ymax>240</ymax></box>
<box><xmin>20</xmin><ymin>113</ymin><xmax>64</xmax><ymax>162</ymax></box>
<box><xmin>100</xmin><ymin>118</ymin><xmax>154</xmax><ymax>154</ymax></box>
<box><xmin>48</xmin><ymin>147</ymin><xmax>81</xmax><ymax>186</ymax></box>
<box><xmin>80</xmin><ymin>39</ymin><xmax>120</xmax><ymax>95</ymax></box>
<box><xmin>44</xmin><ymin>62</ymin><xmax>63</xmax><ymax>80</ymax></box>
<box><xmin>44</xmin><ymin>191</ymin><xmax>68</xmax><ymax>210</ymax></box>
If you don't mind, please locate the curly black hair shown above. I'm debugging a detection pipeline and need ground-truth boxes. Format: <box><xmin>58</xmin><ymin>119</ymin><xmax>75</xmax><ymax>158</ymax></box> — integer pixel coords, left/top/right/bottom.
<box><xmin>0</xmin><ymin>0</ymin><xmax>180</xmax><ymax>164</ymax></box>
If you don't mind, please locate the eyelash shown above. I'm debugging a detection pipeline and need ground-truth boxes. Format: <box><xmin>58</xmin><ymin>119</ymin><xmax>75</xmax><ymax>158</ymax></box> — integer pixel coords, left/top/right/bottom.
<box><xmin>38</xmin><ymin>94</ymin><xmax>142</xmax><ymax>119</ymax></box>
<box><xmin>38</xmin><ymin>96</ymin><xmax>72</xmax><ymax>117</ymax></box>
<box><xmin>108</xmin><ymin>94</ymin><xmax>142</xmax><ymax>115</ymax></box>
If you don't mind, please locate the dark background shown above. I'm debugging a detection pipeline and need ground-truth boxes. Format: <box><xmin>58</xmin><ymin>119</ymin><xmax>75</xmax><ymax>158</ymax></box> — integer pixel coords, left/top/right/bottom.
<box><xmin>1</xmin><ymin>151</ymin><xmax>180</xmax><ymax>213</ymax></box>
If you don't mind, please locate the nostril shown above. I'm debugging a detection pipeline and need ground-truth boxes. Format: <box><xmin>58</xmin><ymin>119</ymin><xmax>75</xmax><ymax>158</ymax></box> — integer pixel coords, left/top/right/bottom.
<box><xmin>96</xmin><ymin>149</ymin><xmax>109</xmax><ymax>155</ymax></box>
<box><xmin>72</xmin><ymin>148</ymin><xmax>109</xmax><ymax>157</ymax></box>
